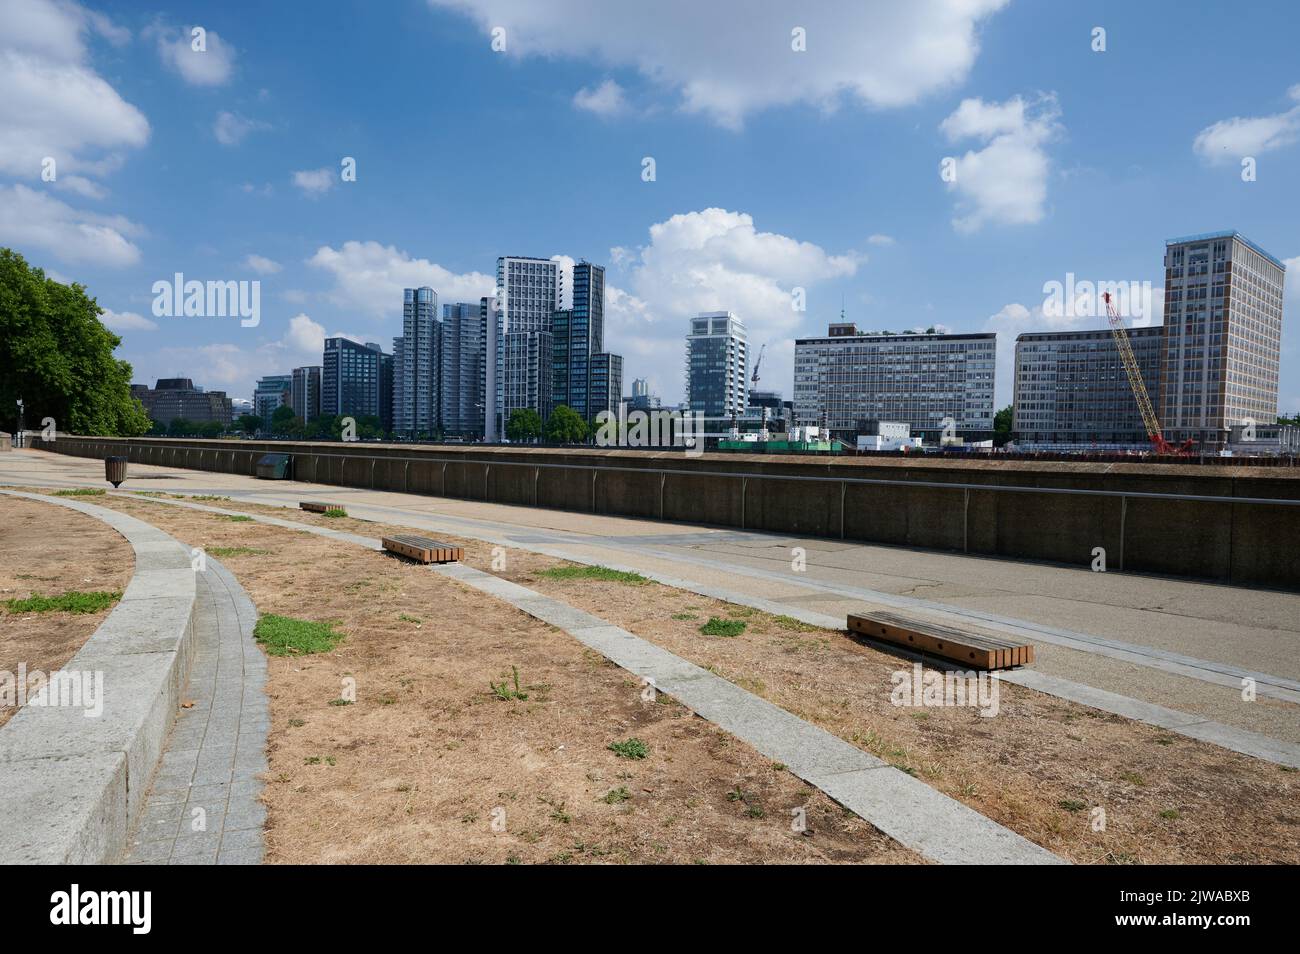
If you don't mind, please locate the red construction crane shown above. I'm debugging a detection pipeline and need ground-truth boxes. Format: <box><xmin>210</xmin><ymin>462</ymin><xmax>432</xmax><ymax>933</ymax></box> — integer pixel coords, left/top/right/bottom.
<box><xmin>1102</xmin><ymin>291</ymin><xmax>1194</xmax><ymax>456</ymax></box>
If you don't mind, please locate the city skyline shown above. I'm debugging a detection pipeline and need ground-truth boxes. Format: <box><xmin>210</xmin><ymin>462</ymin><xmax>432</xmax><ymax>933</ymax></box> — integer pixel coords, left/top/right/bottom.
<box><xmin>3</xmin><ymin>0</ymin><xmax>1298</xmax><ymax>415</ymax></box>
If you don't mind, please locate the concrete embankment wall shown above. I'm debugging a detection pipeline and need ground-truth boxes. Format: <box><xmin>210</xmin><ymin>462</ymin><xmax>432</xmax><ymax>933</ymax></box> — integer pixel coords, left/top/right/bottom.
<box><xmin>36</xmin><ymin>436</ymin><xmax>1300</xmax><ymax>590</ymax></box>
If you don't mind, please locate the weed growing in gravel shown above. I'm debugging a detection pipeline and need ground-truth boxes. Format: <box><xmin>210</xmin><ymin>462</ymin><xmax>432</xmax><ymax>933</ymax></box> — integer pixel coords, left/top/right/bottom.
<box><xmin>490</xmin><ymin>666</ymin><xmax>528</xmax><ymax>701</ymax></box>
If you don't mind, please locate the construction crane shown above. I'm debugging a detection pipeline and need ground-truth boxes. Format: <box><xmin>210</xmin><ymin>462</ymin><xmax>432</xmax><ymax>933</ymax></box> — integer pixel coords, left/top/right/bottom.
<box><xmin>1102</xmin><ymin>291</ymin><xmax>1193</xmax><ymax>456</ymax></box>
<box><xmin>751</xmin><ymin>343</ymin><xmax>766</xmax><ymax>388</ymax></box>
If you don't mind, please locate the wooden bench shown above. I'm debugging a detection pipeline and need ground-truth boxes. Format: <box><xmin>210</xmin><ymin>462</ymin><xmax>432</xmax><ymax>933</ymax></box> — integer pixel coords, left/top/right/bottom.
<box><xmin>847</xmin><ymin>611</ymin><xmax>1033</xmax><ymax>670</ymax></box>
<box><xmin>382</xmin><ymin>534</ymin><xmax>463</xmax><ymax>564</ymax></box>
<box><xmin>300</xmin><ymin>501</ymin><xmax>341</xmax><ymax>514</ymax></box>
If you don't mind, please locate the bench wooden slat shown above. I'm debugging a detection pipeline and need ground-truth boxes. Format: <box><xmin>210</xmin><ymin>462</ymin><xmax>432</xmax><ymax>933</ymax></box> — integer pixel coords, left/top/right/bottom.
<box><xmin>847</xmin><ymin>611</ymin><xmax>1033</xmax><ymax>671</ymax></box>
<box><xmin>300</xmin><ymin>501</ymin><xmax>339</xmax><ymax>513</ymax></box>
<box><xmin>381</xmin><ymin>534</ymin><xmax>463</xmax><ymax>564</ymax></box>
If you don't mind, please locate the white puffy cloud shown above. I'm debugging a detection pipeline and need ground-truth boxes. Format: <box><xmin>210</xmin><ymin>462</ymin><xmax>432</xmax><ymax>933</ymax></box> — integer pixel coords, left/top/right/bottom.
<box><xmin>603</xmin><ymin>208</ymin><xmax>859</xmax><ymax>401</ymax></box>
<box><xmin>307</xmin><ymin>240</ymin><xmax>496</xmax><ymax>317</ymax></box>
<box><xmin>573</xmin><ymin>79</ymin><xmax>627</xmax><ymax>117</ymax></box>
<box><xmin>0</xmin><ymin>0</ymin><xmax>148</xmax><ymax>185</ymax></box>
<box><xmin>0</xmin><ymin>184</ymin><xmax>143</xmax><ymax>266</ymax></box>
<box><xmin>429</xmin><ymin>0</ymin><xmax>1009</xmax><ymax>128</ymax></box>
<box><xmin>148</xmin><ymin>22</ymin><xmax>235</xmax><ymax>86</ymax></box>
<box><xmin>1193</xmin><ymin>85</ymin><xmax>1300</xmax><ymax>164</ymax></box>
<box><xmin>243</xmin><ymin>253</ymin><xmax>282</xmax><ymax>274</ymax></box>
<box><xmin>213</xmin><ymin>110</ymin><xmax>268</xmax><ymax>146</ymax></box>
<box><xmin>866</xmin><ymin>234</ymin><xmax>896</xmax><ymax>246</ymax></box>
<box><xmin>291</xmin><ymin>167</ymin><xmax>335</xmax><ymax>197</ymax></box>
<box><xmin>99</xmin><ymin>308</ymin><xmax>158</xmax><ymax>332</ymax></box>
<box><xmin>940</xmin><ymin>93</ymin><xmax>1061</xmax><ymax>233</ymax></box>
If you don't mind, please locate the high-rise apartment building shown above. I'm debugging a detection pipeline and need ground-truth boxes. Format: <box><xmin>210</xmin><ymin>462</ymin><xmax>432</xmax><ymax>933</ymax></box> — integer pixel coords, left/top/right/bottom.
<box><xmin>392</xmin><ymin>287</ymin><xmax>439</xmax><ymax>436</ymax></box>
<box><xmin>441</xmin><ymin>301</ymin><xmax>486</xmax><ymax>438</ymax></box>
<box><xmin>323</xmin><ymin>338</ymin><xmax>388</xmax><ymax>426</ymax></box>
<box><xmin>1160</xmin><ymin>231</ymin><xmax>1286</xmax><ymax>447</ymax></box>
<box><xmin>554</xmin><ymin>262</ymin><xmax>623</xmax><ymax>424</ymax></box>
<box><xmin>253</xmin><ymin>374</ymin><xmax>292</xmax><ymax>422</ymax></box>
<box><xmin>686</xmin><ymin>312</ymin><xmax>748</xmax><ymax>419</ymax></box>
<box><xmin>495</xmin><ymin>256</ymin><xmax>561</xmax><ymax>436</ymax></box>
<box><xmin>1013</xmin><ymin>327</ymin><xmax>1163</xmax><ymax>446</ymax></box>
<box><xmin>589</xmin><ymin>352</ymin><xmax>623</xmax><ymax>421</ymax></box>
<box><xmin>793</xmin><ymin>323</ymin><xmax>996</xmax><ymax>441</ymax></box>
<box><xmin>290</xmin><ymin>366</ymin><xmax>321</xmax><ymax>423</ymax></box>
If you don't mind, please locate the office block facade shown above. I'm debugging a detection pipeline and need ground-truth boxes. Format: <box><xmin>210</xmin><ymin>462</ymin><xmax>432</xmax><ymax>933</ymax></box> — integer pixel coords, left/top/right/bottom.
<box><xmin>253</xmin><ymin>374</ymin><xmax>292</xmax><ymax>422</ymax></box>
<box><xmin>323</xmin><ymin>337</ymin><xmax>387</xmax><ymax>425</ymax></box>
<box><xmin>392</xmin><ymin>287</ymin><xmax>439</xmax><ymax>436</ymax></box>
<box><xmin>1160</xmin><ymin>231</ymin><xmax>1286</xmax><ymax>447</ymax></box>
<box><xmin>686</xmin><ymin>312</ymin><xmax>748</xmax><ymax>419</ymax></box>
<box><xmin>135</xmin><ymin>378</ymin><xmax>233</xmax><ymax>426</ymax></box>
<box><xmin>1013</xmin><ymin>327</ymin><xmax>1163</xmax><ymax>445</ymax></box>
<box><xmin>793</xmin><ymin>323</ymin><xmax>996</xmax><ymax>440</ymax></box>
<box><xmin>290</xmin><ymin>366</ymin><xmax>321</xmax><ymax>423</ymax></box>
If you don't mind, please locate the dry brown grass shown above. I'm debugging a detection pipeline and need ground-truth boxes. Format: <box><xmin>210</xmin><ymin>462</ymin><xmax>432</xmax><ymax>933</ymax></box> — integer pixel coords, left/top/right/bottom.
<box><xmin>0</xmin><ymin>494</ymin><xmax>133</xmax><ymax>727</ymax></box>
<box><xmin>108</xmin><ymin>493</ymin><xmax>1300</xmax><ymax>864</ymax></box>
<box><xmin>93</xmin><ymin>494</ymin><xmax>916</xmax><ymax>864</ymax></box>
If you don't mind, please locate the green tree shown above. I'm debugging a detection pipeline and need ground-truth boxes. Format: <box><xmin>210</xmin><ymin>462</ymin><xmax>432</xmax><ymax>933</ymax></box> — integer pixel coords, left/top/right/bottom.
<box><xmin>505</xmin><ymin>407</ymin><xmax>543</xmax><ymax>442</ymax></box>
<box><xmin>992</xmin><ymin>404</ymin><xmax>1013</xmax><ymax>447</ymax></box>
<box><xmin>545</xmin><ymin>404</ymin><xmax>588</xmax><ymax>444</ymax></box>
<box><xmin>238</xmin><ymin>414</ymin><xmax>263</xmax><ymax>434</ymax></box>
<box><xmin>167</xmin><ymin>417</ymin><xmax>194</xmax><ymax>436</ymax></box>
<box><xmin>270</xmin><ymin>404</ymin><xmax>297</xmax><ymax>435</ymax></box>
<box><xmin>355</xmin><ymin>414</ymin><xmax>383</xmax><ymax>439</ymax></box>
<box><xmin>0</xmin><ymin>249</ymin><xmax>150</xmax><ymax>436</ymax></box>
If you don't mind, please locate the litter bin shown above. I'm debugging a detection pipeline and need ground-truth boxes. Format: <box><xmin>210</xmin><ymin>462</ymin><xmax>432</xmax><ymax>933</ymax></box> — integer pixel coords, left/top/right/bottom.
<box><xmin>255</xmin><ymin>453</ymin><xmax>293</xmax><ymax>480</ymax></box>
<box><xmin>105</xmin><ymin>456</ymin><xmax>128</xmax><ymax>488</ymax></box>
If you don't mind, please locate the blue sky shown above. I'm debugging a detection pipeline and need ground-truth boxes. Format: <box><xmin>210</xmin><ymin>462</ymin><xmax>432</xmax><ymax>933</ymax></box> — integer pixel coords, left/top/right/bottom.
<box><xmin>3</xmin><ymin>0</ymin><xmax>1298</xmax><ymax>412</ymax></box>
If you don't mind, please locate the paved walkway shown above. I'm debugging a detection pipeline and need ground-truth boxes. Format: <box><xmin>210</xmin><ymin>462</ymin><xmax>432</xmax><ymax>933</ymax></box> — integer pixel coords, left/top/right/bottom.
<box><xmin>112</xmin><ymin>493</ymin><xmax>1063</xmax><ymax>864</ymax></box>
<box><xmin>123</xmin><ymin>558</ymin><xmax>268</xmax><ymax>865</ymax></box>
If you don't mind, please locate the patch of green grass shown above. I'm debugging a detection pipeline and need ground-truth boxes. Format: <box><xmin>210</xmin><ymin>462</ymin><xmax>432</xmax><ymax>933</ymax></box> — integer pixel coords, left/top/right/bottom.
<box><xmin>206</xmin><ymin>546</ymin><xmax>268</xmax><ymax>558</ymax></box>
<box><xmin>490</xmin><ymin>666</ymin><xmax>528</xmax><ymax>701</ymax></box>
<box><xmin>699</xmin><ymin>616</ymin><xmax>746</xmax><ymax>637</ymax></box>
<box><xmin>536</xmin><ymin>565</ymin><xmax>647</xmax><ymax>585</ymax></box>
<box><xmin>328</xmin><ymin>698</ymin><xmax>352</xmax><ymax>707</ymax></box>
<box><xmin>1120</xmin><ymin>771</ymin><xmax>1147</xmax><ymax>787</ymax></box>
<box><xmin>191</xmin><ymin>495</ymin><xmax>231</xmax><ymax>501</ymax></box>
<box><xmin>1159</xmin><ymin>808</ymin><xmax>1180</xmax><ymax>820</ymax></box>
<box><xmin>132</xmin><ymin>491</ymin><xmax>166</xmax><ymax>497</ymax></box>
<box><xmin>5</xmin><ymin>590</ymin><xmax>121</xmax><ymax>614</ymax></box>
<box><xmin>398</xmin><ymin>613</ymin><xmax>423</xmax><ymax>625</ymax></box>
<box><xmin>254</xmin><ymin>614</ymin><xmax>345</xmax><ymax>656</ymax></box>
<box><xmin>600</xmin><ymin>786</ymin><xmax>631</xmax><ymax>804</ymax></box>
<box><xmin>607</xmin><ymin>738</ymin><xmax>648</xmax><ymax>760</ymax></box>
<box><xmin>222</xmin><ymin>514</ymin><xmax>253</xmax><ymax>522</ymax></box>
<box><xmin>1059</xmin><ymin>799</ymin><xmax>1087</xmax><ymax>813</ymax></box>
<box><xmin>670</xmin><ymin>612</ymin><xmax>698</xmax><ymax>621</ymax></box>
<box><xmin>323</xmin><ymin>508</ymin><xmax>348</xmax><ymax>518</ymax></box>
<box><xmin>51</xmin><ymin>488</ymin><xmax>105</xmax><ymax>496</ymax></box>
